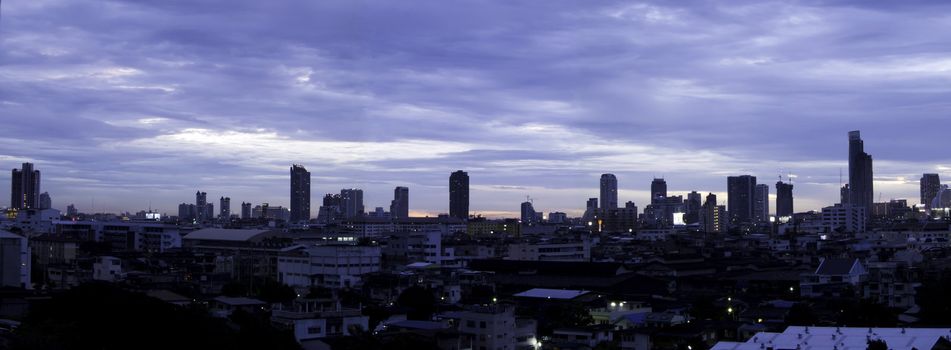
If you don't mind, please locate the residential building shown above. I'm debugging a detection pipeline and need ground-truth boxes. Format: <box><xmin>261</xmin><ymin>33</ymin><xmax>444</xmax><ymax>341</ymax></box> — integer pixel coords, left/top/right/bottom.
<box><xmin>290</xmin><ymin>164</ymin><xmax>311</xmax><ymax>222</ymax></box>
<box><xmin>727</xmin><ymin>175</ymin><xmax>756</xmax><ymax>225</ymax></box>
<box><xmin>601</xmin><ymin>174</ymin><xmax>618</xmax><ymax>210</ymax></box>
<box><xmin>390</xmin><ymin>186</ymin><xmax>409</xmax><ymax>220</ymax></box>
<box><xmin>0</xmin><ymin>230</ymin><xmax>30</xmax><ymax>289</ymax></box>
<box><xmin>450</xmin><ymin>170</ymin><xmax>469</xmax><ymax>220</ymax></box>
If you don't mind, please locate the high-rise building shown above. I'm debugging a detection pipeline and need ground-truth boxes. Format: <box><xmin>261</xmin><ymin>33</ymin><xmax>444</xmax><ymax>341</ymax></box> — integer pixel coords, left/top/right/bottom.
<box><xmin>921</xmin><ymin>173</ymin><xmax>941</xmax><ymax>208</ymax></box>
<box><xmin>520</xmin><ymin>201</ymin><xmax>537</xmax><ymax>226</ymax></box>
<box><xmin>753</xmin><ymin>184</ymin><xmax>769</xmax><ymax>223</ymax></box>
<box><xmin>701</xmin><ymin>193</ymin><xmax>725</xmax><ymax>233</ymax></box>
<box><xmin>10</xmin><ymin>163</ymin><xmax>41</xmax><ymax>210</ymax></box>
<box><xmin>290</xmin><ymin>164</ymin><xmax>311</xmax><ymax>222</ymax></box>
<box><xmin>727</xmin><ymin>175</ymin><xmax>757</xmax><ymax>225</ymax></box>
<box><xmin>241</xmin><ymin>202</ymin><xmax>252</xmax><ymax>219</ymax></box>
<box><xmin>390</xmin><ymin>186</ymin><xmax>409</xmax><ymax>219</ymax></box>
<box><xmin>599</xmin><ymin>174</ymin><xmax>618</xmax><ymax>210</ymax></box>
<box><xmin>685</xmin><ymin>191</ymin><xmax>702</xmax><ymax>224</ymax></box>
<box><xmin>847</xmin><ymin>130</ymin><xmax>874</xmax><ymax>219</ymax></box>
<box><xmin>340</xmin><ymin>189</ymin><xmax>365</xmax><ymax>218</ymax></box>
<box><xmin>840</xmin><ymin>184</ymin><xmax>850</xmax><ymax>205</ymax></box>
<box><xmin>39</xmin><ymin>192</ymin><xmax>51</xmax><ymax>209</ymax></box>
<box><xmin>195</xmin><ymin>191</ymin><xmax>207</xmax><ymax>222</ymax></box>
<box><xmin>220</xmin><ymin>197</ymin><xmax>231</xmax><ymax>219</ymax></box>
<box><xmin>449</xmin><ymin>170</ymin><xmax>469</xmax><ymax>220</ymax></box>
<box><xmin>651</xmin><ymin>178</ymin><xmax>667</xmax><ymax>203</ymax></box>
<box><xmin>776</xmin><ymin>181</ymin><xmax>794</xmax><ymax>218</ymax></box>
<box><xmin>582</xmin><ymin>198</ymin><xmax>599</xmax><ymax>223</ymax></box>
<box><xmin>66</xmin><ymin>204</ymin><xmax>78</xmax><ymax>217</ymax></box>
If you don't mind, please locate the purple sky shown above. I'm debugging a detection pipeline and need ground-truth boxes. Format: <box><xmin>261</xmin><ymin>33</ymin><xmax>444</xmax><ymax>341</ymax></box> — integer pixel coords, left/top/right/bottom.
<box><xmin>1</xmin><ymin>0</ymin><xmax>949</xmax><ymax>218</ymax></box>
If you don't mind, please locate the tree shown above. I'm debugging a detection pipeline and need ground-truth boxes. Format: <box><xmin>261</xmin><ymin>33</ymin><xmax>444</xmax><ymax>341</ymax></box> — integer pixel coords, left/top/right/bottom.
<box><xmin>867</xmin><ymin>339</ymin><xmax>887</xmax><ymax>350</ymax></box>
<box><xmin>397</xmin><ymin>286</ymin><xmax>437</xmax><ymax>320</ymax></box>
<box><xmin>786</xmin><ymin>303</ymin><xmax>818</xmax><ymax>326</ymax></box>
<box><xmin>255</xmin><ymin>279</ymin><xmax>296</xmax><ymax>304</ymax></box>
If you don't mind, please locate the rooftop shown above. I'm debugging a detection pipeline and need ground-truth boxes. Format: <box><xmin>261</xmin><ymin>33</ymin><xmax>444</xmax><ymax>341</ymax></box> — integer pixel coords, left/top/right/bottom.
<box><xmin>711</xmin><ymin>326</ymin><xmax>951</xmax><ymax>350</ymax></box>
<box><xmin>185</xmin><ymin>228</ymin><xmax>273</xmax><ymax>242</ymax></box>
<box><xmin>513</xmin><ymin>288</ymin><xmax>590</xmax><ymax>300</ymax></box>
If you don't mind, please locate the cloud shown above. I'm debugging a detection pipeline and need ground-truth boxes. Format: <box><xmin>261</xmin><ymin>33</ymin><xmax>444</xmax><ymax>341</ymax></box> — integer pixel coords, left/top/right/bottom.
<box><xmin>1</xmin><ymin>0</ymin><xmax>949</xmax><ymax>216</ymax></box>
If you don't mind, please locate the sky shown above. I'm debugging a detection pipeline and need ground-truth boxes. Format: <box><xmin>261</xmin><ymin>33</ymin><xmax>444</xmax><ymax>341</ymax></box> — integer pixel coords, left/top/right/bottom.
<box><xmin>1</xmin><ymin>0</ymin><xmax>950</xmax><ymax>218</ymax></box>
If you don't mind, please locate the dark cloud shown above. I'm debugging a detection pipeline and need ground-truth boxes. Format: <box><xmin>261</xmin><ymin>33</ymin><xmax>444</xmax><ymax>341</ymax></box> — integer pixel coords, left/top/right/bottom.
<box><xmin>0</xmin><ymin>0</ymin><xmax>949</xmax><ymax>216</ymax></box>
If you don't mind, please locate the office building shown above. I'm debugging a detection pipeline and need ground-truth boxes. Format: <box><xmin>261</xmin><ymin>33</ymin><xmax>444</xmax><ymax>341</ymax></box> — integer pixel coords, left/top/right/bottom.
<box><xmin>219</xmin><ymin>196</ymin><xmax>230</xmax><ymax>220</ymax></box>
<box><xmin>600</xmin><ymin>174</ymin><xmax>618</xmax><ymax>210</ymax></box>
<box><xmin>10</xmin><ymin>162</ymin><xmax>41</xmax><ymax>210</ymax></box>
<box><xmin>847</xmin><ymin>130</ymin><xmax>874</xmax><ymax>219</ymax></box>
<box><xmin>241</xmin><ymin>202</ymin><xmax>252</xmax><ymax>219</ymax></box>
<box><xmin>390</xmin><ymin>186</ymin><xmax>409</xmax><ymax>219</ymax></box>
<box><xmin>290</xmin><ymin>164</ymin><xmax>311</xmax><ymax>222</ymax></box>
<box><xmin>651</xmin><ymin>178</ymin><xmax>667</xmax><ymax>203</ymax></box>
<box><xmin>66</xmin><ymin>204</ymin><xmax>78</xmax><ymax>217</ymax></box>
<box><xmin>685</xmin><ymin>191</ymin><xmax>702</xmax><ymax>224</ymax></box>
<box><xmin>701</xmin><ymin>193</ymin><xmax>725</xmax><ymax>233</ymax></box>
<box><xmin>39</xmin><ymin>192</ymin><xmax>51</xmax><ymax>209</ymax></box>
<box><xmin>921</xmin><ymin>173</ymin><xmax>941</xmax><ymax>208</ymax></box>
<box><xmin>520</xmin><ymin>201</ymin><xmax>537</xmax><ymax>226</ymax></box>
<box><xmin>195</xmin><ymin>191</ymin><xmax>208</xmax><ymax>222</ymax></box>
<box><xmin>776</xmin><ymin>181</ymin><xmax>794</xmax><ymax>218</ymax></box>
<box><xmin>727</xmin><ymin>175</ymin><xmax>756</xmax><ymax>225</ymax></box>
<box><xmin>449</xmin><ymin>170</ymin><xmax>469</xmax><ymax>220</ymax></box>
<box><xmin>582</xmin><ymin>198</ymin><xmax>599</xmax><ymax>223</ymax></box>
<box><xmin>753</xmin><ymin>184</ymin><xmax>769</xmax><ymax>223</ymax></box>
<box><xmin>340</xmin><ymin>189</ymin><xmax>364</xmax><ymax>219</ymax></box>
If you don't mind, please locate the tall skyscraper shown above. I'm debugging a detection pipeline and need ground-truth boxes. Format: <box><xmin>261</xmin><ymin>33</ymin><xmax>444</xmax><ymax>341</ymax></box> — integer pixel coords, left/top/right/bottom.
<box><xmin>685</xmin><ymin>191</ymin><xmax>702</xmax><ymax>224</ymax></box>
<box><xmin>847</xmin><ymin>130</ymin><xmax>874</xmax><ymax>219</ymax></box>
<box><xmin>241</xmin><ymin>202</ymin><xmax>252</xmax><ymax>219</ymax></box>
<box><xmin>753</xmin><ymin>184</ymin><xmax>769</xmax><ymax>223</ymax></box>
<box><xmin>220</xmin><ymin>196</ymin><xmax>231</xmax><ymax>219</ymax></box>
<box><xmin>776</xmin><ymin>181</ymin><xmax>794</xmax><ymax>218</ymax></box>
<box><xmin>701</xmin><ymin>193</ymin><xmax>724</xmax><ymax>233</ymax></box>
<box><xmin>727</xmin><ymin>175</ymin><xmax>757</xmax><ymax>225</ymax></box>
<box><xmin>340</xmin><ymin>189</ymin><xmax>365</xmax><ymax>218</ymax></box>
<box><xmin>39</xmin><ymin>192</ymin><xmax>51</xmax><ymax>209</ymax></box>
<box><xmin>390</xmin><ymin>186</ymin><xmax>409</xmax><ymax>219</ymax></box>
<box><xmin>921</xmin><ymin>173</ymin><xmax>941</xmax><ymax>208</ymax></box>
<box><xmin>520</xmin><ymin>201</ymin><xmax>537</xmax><ymax>225</ymax></box>
<box><xmin>290</xmin><ymin>164</ymin><xmax>311</xmax><ymax>222</ymax></box>
<box><xmin>195</xmin><ymin>191</ymin><xmax>207</xmax><ymax>221</ymax></box>
<box><xmin>449</xmin><ymin>170</ymin><xmax>469</xmax><ymax>220</ymax></box>
<box><xmin>599</xmin><ymin>174</ymin><xmax>618</xmax><ymax>210</ymax></box>
<box><xmin>66</xmin><ymin>204</ymin><xmax>78</xmax><ymax>216</ymax></box>
<box><xmin>10</xmin><ymin>163</ymin><xmax>40</xmax><ymax>210</ymax></box>
<box><xmin>651</xmin><ymin>178</ymin><xmax>667</xmax><ymax>203</ymax></box>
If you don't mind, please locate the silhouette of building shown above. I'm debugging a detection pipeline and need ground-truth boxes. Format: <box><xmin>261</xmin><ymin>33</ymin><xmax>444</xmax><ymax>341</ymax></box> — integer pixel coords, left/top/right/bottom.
<box><xmin>651</xmin><ymin>178</ymin><xmax>667</xmax><ymax>203</ymax></box>
<box><xmin>449</xmin><ymin>170</ymin><xmax>469</xmax><ymax>220</ymax></box>
<box><xmin>390</xmin><ymin>186</ymin><xmax>409</xmax><ymax>219</ymax></box>
<box><xmin>600</xmin><ymin>174</ymin><xmax>618</xmax><ymax>210</ymax></box>
<box><xmin>727</xmin><ymin>175</ymin><xmax>756</xmax><ymax>225</ymax></box>
<box><xmin>241</xmin><ymin>202</ymin><xmax>252</xmax><ymax>219</ymax></box>
<box><xmin>921</xmin><ymin>173</ymin><xmax>941</xmax><ymax>209</ymax></box>
<box><xmin>289</xmin><ymin>164</ymin><xmax>311</xmax><ymax>222</ymax></box>
<box><xmin>847</xmin><ymin>130</ymin><xmax>873</xmax><ymax>220</ymax></box>
<box><xmin>340</xmin><ymin>189</ymin><xmax>364</xmax><ymax>219</ymax></box>
<box><xmin>776</xmin><ymin>181</ymin><xmax>794</xmax><ymax>218</ymax></box>
<box><xmin>10</xmin><ymin>162</ymin><xmax>41</xmax><ymax>210</ymax></box>
<box><xmin>753</xmin><ymin>184</ymin><xmax>769</xmax><ymax>223</ymax></box>
<box><xmin>39</xmin><ymin>192</ymin><xmax>51</xmax><ymax>209</ymax></box>
<box><xmin>220</xmin><ymin>197</ymin><xmax>231</xmax><ymax>220</ymax></box>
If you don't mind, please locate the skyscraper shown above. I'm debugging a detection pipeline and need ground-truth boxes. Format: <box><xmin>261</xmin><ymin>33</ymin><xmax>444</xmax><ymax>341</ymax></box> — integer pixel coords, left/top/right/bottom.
<box><xmin>39</xmin><ymin>192</ymin><xmax>51</xmax><ymax>209</ymax></box>
<box><xmin>600</xmin><ymin>174</ymin><xmax>618</xmax><ymax>210</ymax></box>
<box><xmin>776</xmin><ymin>181</ymin><xmax>794</xmax><ymax>218</ymax></box>
<box><xmin>753</xmin><ymin>184</ymin><xmax>769</xmax><ymax>223</ymax></box>
<box><xmin>651</xmin><ymin>178</ymin><xmax>667</xmax><ymax>203</ymax></box>
<box><xmin>921</xmin><ymin>173</ymin><xmax>941</xmax><ymax>208</ymax></box>
<box><xmin>340</xmin><ymin>189</ymin><xmax>365</xmax><ymax>218</ymax></box>
<box><xmin>10</xmin><ymin>163</ymin><xmax>40</xmax><ymax>210</ymax></box>
<box><xmin>195</xmin><ymin>191</ymin><xmax>207</xmax><ymax>222</ymax></box>
<box><xmin>520</xmin><ymin>201</ymin><xmax>537</xmax><ymax>225</ymax></box>
<box><xmin>701</xmin><ymin>193</ymin><xmax>725</xmax><ymax>233</ymax></box>
<box><xmin>390</xmin><ymin>186</ymin><xmax>409</xmax><ymax>219</ymax></box>
<box><xmin>685</xmin><ymin>191</ymin><xmax>702</xmax><ymax>224</ymax></box>
<box><xmin>241</xmin><ymin>202</ymin><xmax>252</xmax><ymax>219</ymax></box>
<box><xmin>220</xmin><ymin>196</ymin><xmax>231</xmax><ymax>219</ymax></box>
<box><xmin>847</xmin><ymin>130</ymin><xmax>874</xmax><ymax>219</ymax></box>
<box><xmin>449</xmin><ymin>170</ymin><xmax>469</xmax><ymax>220</ymax></box>
<box><xmin>727</xmin><ymin>175</ymin><xmax>756</xmax><ymax>225</ymax></box>
<box><xmin>290</xmin><ymin>164</ymin><xmax>311</xmax><ymax>222</ymax></box>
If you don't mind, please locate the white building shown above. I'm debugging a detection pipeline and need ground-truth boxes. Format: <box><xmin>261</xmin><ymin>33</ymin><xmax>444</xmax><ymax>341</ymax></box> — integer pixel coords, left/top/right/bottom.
<box><xmin>278</xmin><ymin>244</ymin><xmax>381</xmax><ymax>289</ymax></box>
<box><xmin>271</xmin><ymin>299</ymin><xmax>369</xmax><ymax>342</ymax></box>
<box><xmin>821</xmin><ymin>204</ymin><xmax>866</xmax><ymax>233</ymax></box>
<box><xmin>92</xmin><ymin>256</ymin><xmax>123</xmax><ymax>282</ymax></box>
<box><xmin>446</xmin><ymin>304</ymin><xmax>537</xmax><ymax>350</ymax></box>
<box><xmin>0</xmin><ymin>230</ymin><xmax>30</xmax><ymax>289</ymax></box>
<box><xmin>507</xmin><ymin>240</ymin><xmax>591</xmax><ymax>261</ymax></box>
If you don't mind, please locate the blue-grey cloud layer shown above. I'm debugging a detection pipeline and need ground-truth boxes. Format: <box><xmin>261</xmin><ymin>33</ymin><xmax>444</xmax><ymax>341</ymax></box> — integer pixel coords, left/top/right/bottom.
<box><xmin>1</xmin><ymin>0</ymin><xmax>950</xmax><ymax>216</ymax></box>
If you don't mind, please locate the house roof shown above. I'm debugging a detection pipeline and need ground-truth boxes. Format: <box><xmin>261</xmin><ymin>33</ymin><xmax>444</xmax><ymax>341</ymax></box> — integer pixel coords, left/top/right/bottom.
<box><xmin>513</xmin><ymin>288</ymin><xmax>590</xmax><ymax>300</ymax></box>
<box><xmin>711</xmin><ymin>326</ymin><xmax>951</xmax><ymax>350</ymax></box>
<box><xmin>185</xmin><ymin>228</ymin><xmax>273</xmax><ymax>242</ymax></box>
<box><xmin>815</xmin><ymin>258</ymin><xmax>858</xmax><ymax>275</ymax></box>
<box><xmin>212</xmin><ymin>296</ymin><xmax>266</xmax><ymax>306</ymax></box>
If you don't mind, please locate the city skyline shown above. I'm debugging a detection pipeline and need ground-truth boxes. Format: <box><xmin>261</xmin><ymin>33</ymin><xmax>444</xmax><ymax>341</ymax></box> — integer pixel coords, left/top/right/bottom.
<box><xmin>2</xmin><ymin>1</ymin><xmax>951</xmax><ymax>216</ymax></box>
